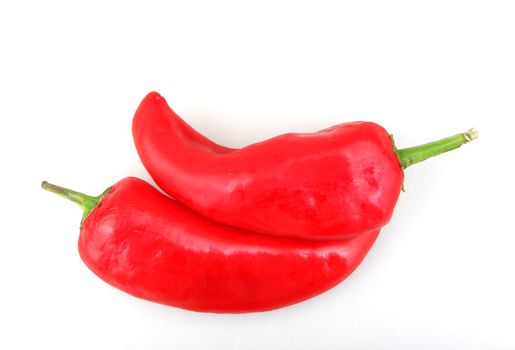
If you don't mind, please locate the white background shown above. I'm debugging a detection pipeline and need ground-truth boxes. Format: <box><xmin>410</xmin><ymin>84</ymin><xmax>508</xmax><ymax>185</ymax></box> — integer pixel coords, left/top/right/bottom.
<box><xmin>1</xmin><ymin>1</ymin><xmax>514</xmax><ymax>349</ymax></box>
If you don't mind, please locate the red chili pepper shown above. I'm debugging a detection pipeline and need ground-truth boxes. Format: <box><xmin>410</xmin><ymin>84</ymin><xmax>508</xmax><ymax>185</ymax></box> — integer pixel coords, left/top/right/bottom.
<box><xmin>42</xmin><ymin>178</ymin><xmax>379</xmax><ymax>313</ymax></box>
<box><xmin>133</xmin><ymin>92</ymin><xmax>477</xmax><ymax>240</ymax></box>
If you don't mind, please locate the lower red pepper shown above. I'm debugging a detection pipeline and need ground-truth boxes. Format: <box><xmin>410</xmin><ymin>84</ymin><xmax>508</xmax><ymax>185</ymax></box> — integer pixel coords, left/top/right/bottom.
<box><xmin>43</xmin><ymin>177</ymin><xmax>379</xmax><ymax>313</ymax></box>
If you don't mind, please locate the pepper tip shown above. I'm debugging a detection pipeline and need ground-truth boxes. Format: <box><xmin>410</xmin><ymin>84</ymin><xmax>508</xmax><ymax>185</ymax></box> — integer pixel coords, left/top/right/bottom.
<box><xmin>464</xmin><ymin>128</ymin><xmax>478</xmax><ymax>142</ymax></box>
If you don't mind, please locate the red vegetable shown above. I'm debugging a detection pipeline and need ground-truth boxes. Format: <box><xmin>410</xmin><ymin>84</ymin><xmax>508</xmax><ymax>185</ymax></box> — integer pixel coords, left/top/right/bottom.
<box><xmin>42</xmin><ymin>178</ymin><xmax>379</xmax><ymax>313</ymax></box>
<box><xmin>133</xmin><ymin>92</ymin><xmax>477</xmax><ymax>240</ymax></box>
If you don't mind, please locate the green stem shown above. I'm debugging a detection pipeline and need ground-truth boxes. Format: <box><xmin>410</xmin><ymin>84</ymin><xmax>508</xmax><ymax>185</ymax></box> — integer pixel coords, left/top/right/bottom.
<box><xmin>396</xmin><ymin>128</ymin><xmax>478</xmax><ymax>169</ymax></box>
<box><xmin>41</xmin><ymin>181</ymin><xmax>111</xmax><ymax>226</ymax></box>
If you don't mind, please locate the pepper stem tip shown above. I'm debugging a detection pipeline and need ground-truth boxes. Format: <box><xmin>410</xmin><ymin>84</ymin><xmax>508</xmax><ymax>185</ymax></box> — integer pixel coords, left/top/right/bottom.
<box><xmin>464</xmin><ymin>128</ymin><xmax>478</xmax><ymax>142</ymax></box>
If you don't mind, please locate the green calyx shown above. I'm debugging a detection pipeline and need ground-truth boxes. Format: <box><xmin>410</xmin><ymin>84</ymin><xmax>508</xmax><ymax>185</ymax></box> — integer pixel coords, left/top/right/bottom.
<box><xmin>395</xmin><ymin>128</ymin><xmax>478</xmax><ymax>170</ymax></box>
<box><xmin>41</xmin><ymin>181</ymin><xmax>111</xmax><ymax>227</ymax></box>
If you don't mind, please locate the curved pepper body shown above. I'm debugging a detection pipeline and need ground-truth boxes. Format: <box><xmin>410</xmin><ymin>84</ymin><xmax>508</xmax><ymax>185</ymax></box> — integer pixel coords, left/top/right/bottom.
<box><xmin>133</xmin><ymin>92</ymin><xmax>403</xmax><ymax>240</ymax></box>
<box><xmin>79</xmin><ymin>177</ymin><xmax>379</xmax><ymax>313</ymax></box>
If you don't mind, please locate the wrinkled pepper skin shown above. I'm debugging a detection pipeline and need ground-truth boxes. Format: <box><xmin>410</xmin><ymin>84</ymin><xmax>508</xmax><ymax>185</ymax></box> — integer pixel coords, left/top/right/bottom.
<box><xmin>78</xmin><ymin>177</ymin><xmax>379</xmax><ymax>313</ymax></box>
<box><xmin>133</xmin><ymin>92</ymin><xmax>403</xmax><ymax>240</ymax></box>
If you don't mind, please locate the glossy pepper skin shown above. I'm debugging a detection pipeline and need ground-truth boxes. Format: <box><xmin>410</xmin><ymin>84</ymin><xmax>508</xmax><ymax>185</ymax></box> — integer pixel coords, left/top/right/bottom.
<box><xmin>133</xmin><ymin>92</ymin><xmax>404</xmax><ymax>240</ymax></box>
<box><xmin>44</xmin><ymin>177</ymin><xmax>379</xmax><ymax>313</ymax></box>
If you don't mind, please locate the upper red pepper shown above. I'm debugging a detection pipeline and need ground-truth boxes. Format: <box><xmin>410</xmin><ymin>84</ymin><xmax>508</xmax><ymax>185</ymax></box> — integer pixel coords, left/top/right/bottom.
<box><xmin>133</xmin><ymin>92</ymin><xmax>404</xmax><ymax>240</ymax></box>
